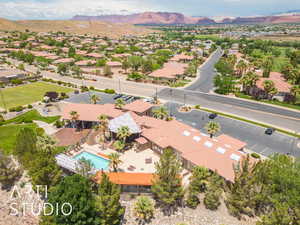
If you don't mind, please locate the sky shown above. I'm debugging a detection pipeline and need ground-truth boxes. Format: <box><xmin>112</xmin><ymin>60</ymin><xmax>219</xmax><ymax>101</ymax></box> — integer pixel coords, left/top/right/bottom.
<box><xmin>0</xmin><ymin>0</ymin><xmax>300</xmax><ymax>20</ymax></box>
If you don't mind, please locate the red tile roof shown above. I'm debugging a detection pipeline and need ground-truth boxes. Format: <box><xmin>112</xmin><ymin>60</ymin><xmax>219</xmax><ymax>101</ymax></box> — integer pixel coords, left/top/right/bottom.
<box><xmin>123</xmin><ymin>100</ymin><xmax>153</xmax><ymax>114</ymax></box>
<box><xmin>256</xmin><ymin>71</ymin><xmax>291</xmax><ymax>93</ymax></box>
<box><xmin>62</xmin><ymin>102</ymin><xmax>248</xmax><ymax>182</ymax></box>
<box><xmin>149</xmin><ymin>62</ymin><xmax>187</xmax><ymax>79</ymax></box>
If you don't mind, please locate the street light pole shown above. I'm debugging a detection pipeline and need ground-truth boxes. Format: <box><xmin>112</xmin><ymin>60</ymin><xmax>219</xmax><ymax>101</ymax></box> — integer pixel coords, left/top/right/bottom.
<box><xmin>118</xmin><ymin>78</ymin><xmax>121</xmax><ymax>93</ymax></box>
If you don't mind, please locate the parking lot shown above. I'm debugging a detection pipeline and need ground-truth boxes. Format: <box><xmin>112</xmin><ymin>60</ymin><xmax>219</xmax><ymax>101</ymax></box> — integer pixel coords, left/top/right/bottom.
<box><xmin>165</xmin><ymin>102</ymin><xmax>300</xmax><ymax>157</ymax></box>
<box><xmin>65</xmin><ymin>91</ymin><xmax>140</xmax><ymax>105</ymax></box>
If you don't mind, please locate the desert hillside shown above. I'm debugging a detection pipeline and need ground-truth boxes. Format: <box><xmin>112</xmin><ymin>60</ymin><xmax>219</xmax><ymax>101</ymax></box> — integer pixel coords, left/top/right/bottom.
<box><xmin>0</xmin><ymin>18</ymin><xmax>156</xmax><ymax>37</ymax></box>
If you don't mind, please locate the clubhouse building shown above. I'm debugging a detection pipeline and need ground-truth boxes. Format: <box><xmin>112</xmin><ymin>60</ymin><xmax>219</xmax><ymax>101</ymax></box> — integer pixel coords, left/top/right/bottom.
<box><xmin>62</xmin><ymin>100</ymin><xmax>248</xmax><ymax>183</ymax></box>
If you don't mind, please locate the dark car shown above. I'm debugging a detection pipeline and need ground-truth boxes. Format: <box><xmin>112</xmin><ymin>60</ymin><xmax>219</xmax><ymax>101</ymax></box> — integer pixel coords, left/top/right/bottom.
<box><xmin>113</xmin><ymin>94</ymin><xmax>123</xmax><ymax>100</ymax></box>
<box><xmin>209</xmin><ymin>113</ymin><xmax>217</xmax><ymax>119</ymax></box>
<box><xmin>265</xmin><ymin>128</ymin><xmax>275</xmax><ymax>135</ymax></box>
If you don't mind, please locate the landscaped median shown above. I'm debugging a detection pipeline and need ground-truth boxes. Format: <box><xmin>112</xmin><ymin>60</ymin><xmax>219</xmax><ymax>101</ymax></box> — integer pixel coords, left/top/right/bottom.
<box><xmin>193</xmin><ymin>106</ymin><xmax>300</xmax><ymax>139</ymax></box>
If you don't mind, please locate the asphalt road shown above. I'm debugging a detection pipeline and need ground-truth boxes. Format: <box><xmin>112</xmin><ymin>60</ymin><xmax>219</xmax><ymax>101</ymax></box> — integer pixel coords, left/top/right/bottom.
<box><xmin>7</xmin><ymin>57</ymin><xmax>300</xmax><ymax>132</ymax></box>
<box><xmin>185</xmin><ymin>48</ymin><xmax>223</xmax><ymax>93</ymax></box>
<box><xmin>165</xmin><ymin>102</ymin><xmax>300</xmax><ymax>158</ymax></box>
<box><xmin>158</xmin><ymin>88</ymin><xmax>300</xmax><ymax>132</ymax></box>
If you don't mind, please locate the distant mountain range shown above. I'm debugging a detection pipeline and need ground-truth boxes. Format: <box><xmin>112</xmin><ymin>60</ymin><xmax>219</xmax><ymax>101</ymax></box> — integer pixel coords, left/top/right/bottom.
<box><xmin>72</xmin><ymin>11</ymin><xmax>300</xmax><ymax>25</ymax></box>
<box><xmin>0</xmin><ymin>18</ymin><xmax>154</xmax><ymax>37</ymax></box>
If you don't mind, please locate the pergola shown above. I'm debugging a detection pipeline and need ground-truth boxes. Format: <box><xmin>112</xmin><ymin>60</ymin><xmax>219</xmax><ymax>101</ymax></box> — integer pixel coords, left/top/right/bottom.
<box><xmin>55</xmin><ymin>153</ymin><xmax>97</xmax><ymax>174</ymax></box>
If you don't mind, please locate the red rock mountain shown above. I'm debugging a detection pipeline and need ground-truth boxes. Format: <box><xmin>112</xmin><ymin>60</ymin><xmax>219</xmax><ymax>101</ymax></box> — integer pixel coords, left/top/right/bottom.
<box><xmin>72</xmin><ymin>12</ymin><xmax>216</xmax><ymax>25</ymax></box>
<box><xmin>221</xmin><ymin>15</ymin><xmax>300</xmax><ymax>24</ymax></box>
<box><xmin>72</xmin><ymin>11</ymin><xmax>300</xmax><ymax>25</ymax></box>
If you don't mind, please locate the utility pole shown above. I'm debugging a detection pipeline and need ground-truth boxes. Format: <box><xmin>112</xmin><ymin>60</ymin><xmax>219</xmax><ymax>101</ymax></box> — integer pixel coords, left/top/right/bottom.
<box><xmin>183</xmin><ymin>92</ymin><xmax>186</xmax><ymax>106</ymax></box>
<box><xmin>118</xmin><ymin>78</ymin><xmax>121</xmax><ymax>93</ymax></box>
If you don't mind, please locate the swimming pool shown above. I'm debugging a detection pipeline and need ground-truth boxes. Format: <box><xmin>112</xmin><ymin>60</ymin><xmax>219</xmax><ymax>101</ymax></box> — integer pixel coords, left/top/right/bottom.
<box><xmin>73</xmin><ymin>151</ymin><xmax>110</xmax><ymax>171</ymax></box>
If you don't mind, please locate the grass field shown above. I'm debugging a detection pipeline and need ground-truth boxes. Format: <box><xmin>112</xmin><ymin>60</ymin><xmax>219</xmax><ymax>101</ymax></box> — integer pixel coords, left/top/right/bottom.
<box><xmin>2</xmin><ymin>109</ymin><xmax>60</xmax><ymax>125</ymax></box>
<box><xmin>0</xmin><ymin>123</ymin><xmax>37</xmax><ymax>154</ymax></box>
<box><xmin>0</xmin><ymin>81</ymin><xmax>73</xmax><ymax>109</ymax></box>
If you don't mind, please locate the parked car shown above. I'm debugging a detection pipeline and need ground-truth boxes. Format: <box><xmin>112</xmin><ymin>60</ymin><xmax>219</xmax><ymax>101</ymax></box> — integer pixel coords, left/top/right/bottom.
<box><xmin>209</xmin><ymin>113</ymin><xmax>217</xmax><ymax>119</ymax></box>
<box><xmin>113</xmin><ymin>94</ymin><xmax>123</xmax><ymax>100</ymax></box>
<box><xmin>265</xmin><ymin>128</ymin><xmax>275</xmax><ymax>135</ymax></box>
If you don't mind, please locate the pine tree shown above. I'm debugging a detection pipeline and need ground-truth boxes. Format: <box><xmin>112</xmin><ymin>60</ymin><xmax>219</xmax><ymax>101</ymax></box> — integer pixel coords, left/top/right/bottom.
<box><xmin>96</xmin><ymin>173</ymin><xmax>125</xmax><ymax>225</ymax></box>
<box><xmin>151</xmin><ymin>148</ymin><xmax>184</xmax><ymax>215</ymax></box>
<box><xmin>225</xmin><ymin>156</ymin><xmax>257</xmax><ymax>219</ymax></box>
<box><xmin>203</xmin><ymin>173</ymin><xmax>223</xmax><ymax>210</ymax></box>
<box><xmin>14</xmin><ymin>127</ymin><xmax>37</xmax><ymax>169</ymax></box>
<box><xmin>29</xmin><ymin>151</ymin><xmax>61</xmax><ymax>190</ymax></box>
<box><xmin>0</xmin><ymin>153</ymin><xmax>21</xmax><ymax>189</ymax></box>
<box><xmin>47</xmin><ymin>174</ymin><xmax>99</xmax><ymax>225</ymax></box>
<box><xmin>186</xmin><ymin>166</ymin><xmax>211</xmax><ymax>208</ymax></box>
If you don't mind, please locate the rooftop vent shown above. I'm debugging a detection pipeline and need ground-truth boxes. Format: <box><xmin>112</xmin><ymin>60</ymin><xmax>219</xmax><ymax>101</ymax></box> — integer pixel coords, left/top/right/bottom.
<box><xmin>216</xmin><ymin>147</ymin><xmax>226</xmax><ymax>154</ymax></box>
<box><xmin>230</xmin><ymin>154</ymin><xmax>241</xmax><ymax>161</ymax></box>
<box><xmin>183</xmin><ymin>130</ymin><xmax>191</xmax><ymax>136</ymax></box>
<box><xmin>193</xmin><ymin>136</ymin><xmax>201</xmax><ymax>142</ymax></box>
<box><xmin>204</xmin><ymin>141</ymin><xmax>213</xmax><ymax>148</ymax></box>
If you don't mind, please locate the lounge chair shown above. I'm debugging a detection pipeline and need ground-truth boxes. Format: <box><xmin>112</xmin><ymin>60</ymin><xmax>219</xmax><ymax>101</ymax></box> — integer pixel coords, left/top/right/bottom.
<box><xmin>127</xmin><ymin>165</ymin><xmax>136</xmax><ymax>171</ymax></box>
<box><xmin>145</xmin><ymin>158</ymin><xmax>152</xmax><ymax>164</ymax></box>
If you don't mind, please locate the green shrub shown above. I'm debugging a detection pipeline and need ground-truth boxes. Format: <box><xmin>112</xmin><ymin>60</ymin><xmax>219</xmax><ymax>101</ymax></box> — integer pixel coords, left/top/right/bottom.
<box><xmin>9</xmin><ymin>107</ymin><xmax>16</xmax><ymax>112</ymax></box>
<box><xmin>27</xmin><ymin>104</ymin><xmax>33</xmax><ymax>109</ymax></box>
<box><xmin>36</xmin><ymin>127</ymin><xmax>45</xmax><ymax>136</ymax></box>
<box><xmin>104</xmin><ymin>89</ymin><xmax>115</xmax><ymax>94</ymax></box>
<box><xmin>23</xmin><ymin>118</ymin><xmax>33</xmax><ymax>123</ymax></box>
<box><xmin>195</xmin><ymin>104</ymin><xmax>201</xmax><ymax>109</ymax></box>
<box><xmin>251</xmin><ymin>152</ymin><xmax>261</xmax><ymax>159</ymax></box>
<box><xmin>15</xmin><ymin>106</ymin><xmax>24</xmax><ymax>112</ymax></box>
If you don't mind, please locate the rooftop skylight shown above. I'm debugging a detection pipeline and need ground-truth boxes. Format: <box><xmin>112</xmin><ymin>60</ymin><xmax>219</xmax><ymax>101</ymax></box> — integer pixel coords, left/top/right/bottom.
<box><xmin>204</xmin><ymin>141</ymin><xmax>213</xmax><ymax>148</ymax></box>
<box><xmin>183</xmin><ymin>130</ymin><xmax>191</xmax><ymax>136</ymax></box>
<box><xmin>216</xmin><ymin>147</ymin><xmax>226</xmax><ymax>154</ymax></box>
<box><xmin>230</xmin><ymin>153</ymin><xmax>241</xmax><ymax>161</ymax></box>
<box><xmin>193</xmin><ymin>136</ymin><xmax>201</xmax><ymax>142</ymax></box>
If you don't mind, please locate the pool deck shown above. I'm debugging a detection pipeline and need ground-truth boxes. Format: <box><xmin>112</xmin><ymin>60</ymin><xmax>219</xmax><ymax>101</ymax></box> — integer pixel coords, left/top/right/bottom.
<box><xmin>79</xmin><ymin>143</ymin><xmax>160</xmax><ymax>173</ymax></box>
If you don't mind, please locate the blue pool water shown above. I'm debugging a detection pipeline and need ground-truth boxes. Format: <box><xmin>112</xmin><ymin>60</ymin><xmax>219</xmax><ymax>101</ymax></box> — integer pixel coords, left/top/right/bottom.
<box><xmin>73</xmin><ymin>151</ymin><xmax>110</xmax><ymax>170</ymax></box>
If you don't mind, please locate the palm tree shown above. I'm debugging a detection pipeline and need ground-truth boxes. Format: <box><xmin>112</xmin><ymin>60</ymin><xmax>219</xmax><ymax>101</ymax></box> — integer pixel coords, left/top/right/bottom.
<box><xmin>76</xmin><ymin>158</ymin><xmax>93</xmax><ymax>178</ymax></box>
<box><xmin>90</xmin><ymin>94</ymin><xmax>100</xmax><ymax>104</ymax></box>
<box><xmin>262</xmin><ymin>56</ymin><xmax>274</xmax><ymax>78</ymax></box>
<box><xmin>236</xmin><ymin>60</ymin><xmax>248</xmax><ymax>77</ymax></box>
<box><xmin>115</xmin><ymin>98</ymin><xmax>125</xmax><ymax>109</ymax></box>
<box><xmin>134</xmin><ymin>196</ymin><xmax>154</xmax><ymax>224</ymax></box>
<box><xmin>240</xmin><ymin>72</ymin><xmax>259</xmax><ymax>94</ymax></box>
<box><xmin>263</xmin><ymin>80</ymin><xmax>278</xmax><ymax>99</ymax></box>
<box><xmin>117</xmin><ymin>126</ymin><xmax>131</xmax><ymax>143</ymax></box>
<box><xmin>290</xmin><ymin>85</ymin><xmax>300</xmax><ymax>103</ymax></box>
<box><xmin>205</xmin><ymin>121</ymin><xmax>221</xmax><ymax>138</ymax></box>
<box><xmin>152</xmin><ymin>106</ymin><xmax>169</xmax><ymax>120</ymax></box>
<box><xmin>108</xmin><ymin>152</ymin><xmax>122</xmax><ymax>172</ymax></box>
<box><xmin>69</xmin><ymin>111</ymin><xmax>79</xmax><ymax>129</ymax></box>
<box><xmin>98</xmin><ymin>114</ymin><xmax>109</xmax><ymax>143</ymax></box>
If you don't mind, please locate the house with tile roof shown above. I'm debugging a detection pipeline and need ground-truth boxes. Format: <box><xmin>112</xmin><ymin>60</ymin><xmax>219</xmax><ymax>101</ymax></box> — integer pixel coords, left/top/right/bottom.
<box><xmin>61</xmin><ymin>101</ymin><xmax>249</xmax><ymax>182</ymax></box>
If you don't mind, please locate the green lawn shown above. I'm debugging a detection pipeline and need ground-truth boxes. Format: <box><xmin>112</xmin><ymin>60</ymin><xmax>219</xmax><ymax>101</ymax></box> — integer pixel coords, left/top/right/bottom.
<box><xmin>0</xmin><ymin>81</ymin><xmax>73</xmax><ymax>109</ymax></box>
<box><xmin>0</xmin><ymin>123</ymin><xmax>37</xmax><ymax>154</ymax></box>
<box><xmin>3</xmin><ymin>109</ymin><xmax>60</xmax><ymax>125</ymax></box>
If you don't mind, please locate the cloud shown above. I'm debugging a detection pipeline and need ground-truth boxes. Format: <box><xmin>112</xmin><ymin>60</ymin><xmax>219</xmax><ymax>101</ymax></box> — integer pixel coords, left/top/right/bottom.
<box><xmin>0</xmin><ymin>0</ymin><xmax>158</xmax><ymax>20</ymax></box>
